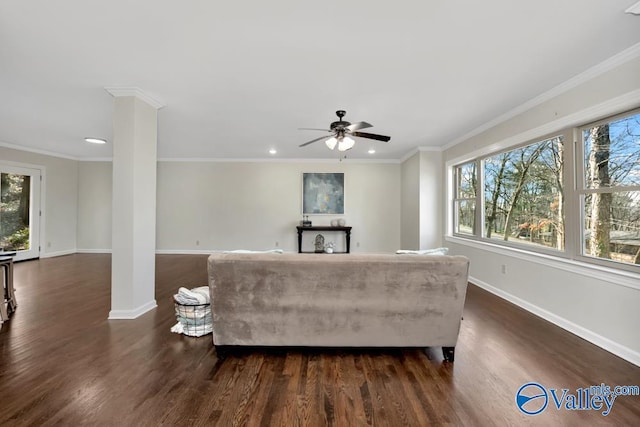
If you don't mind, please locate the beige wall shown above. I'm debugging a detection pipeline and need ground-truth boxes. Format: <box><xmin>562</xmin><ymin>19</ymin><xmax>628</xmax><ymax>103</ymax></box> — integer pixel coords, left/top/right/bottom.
<box><xmin>76</xmin><ymin>160</ymin><xmax>403</xmax><ymax>253</ymax></box>
<box><xmin>0</xmin><ymin>146</ymin><xmax>78</xmax><ymax>256</ymax></box>
<box><xmin>77</xmin><ymin>162</ymin><xmax>112</xmax><ymax>250</ymax></box>
<box><xmin>400</xmin><ymin>153</ymin><xmax>420</xmax><ymax>249</ymax></box>
<box><xmin>419</xmin><ymin>150</ymin><xmax>443</xmax><ymax>249</ymax></box>
<box><xmin>155</xmin><ymin>161</ymin><xmax>401</xmax><ymax>253</ymax></box>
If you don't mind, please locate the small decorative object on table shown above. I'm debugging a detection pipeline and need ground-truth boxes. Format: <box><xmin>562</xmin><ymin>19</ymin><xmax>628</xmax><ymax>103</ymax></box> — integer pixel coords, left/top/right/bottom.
<box><xmin>301</xmin><ymin>215</ymin><xmax>312</xmax><ymax>227</ymax></box>
<box><xmin>314</xmin><ymin>234</ymin><xmax>325</xmax><ymax>253</ymax></box>
<box><xmin>338</xmin><ymin>219</ymin><xmax>346</xmax><ymax>226</ymax></box>
<box><xmin>325</xmin><ymin>242</ymin><xmax>335</xmax><ymax>253</ymax></box>
<box><xmin>330</xmin><ymin>219</ymin><xmax>338</xmax><ymax>227</ymax></box>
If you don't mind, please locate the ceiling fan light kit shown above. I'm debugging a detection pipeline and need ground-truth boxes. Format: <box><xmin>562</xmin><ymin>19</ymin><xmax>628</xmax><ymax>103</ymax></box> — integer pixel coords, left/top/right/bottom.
<box><xmin>299</xmin><ymin>110</ymin><xmax>390</xmax><ymax>152</ymax></box>
<box><xmin>325</xmin><ymin>135</ymin><xmax>356</xmax><ymax>151</ymax></box>
<box><xmin>325</xmin><ymin>137</ymin><xmax>337</xmax><ymax>150</ymax></box>
<box><xmin>338</xmin><ymin>136</ymin><xmax>355</xmax><ymax>151</ymax></box>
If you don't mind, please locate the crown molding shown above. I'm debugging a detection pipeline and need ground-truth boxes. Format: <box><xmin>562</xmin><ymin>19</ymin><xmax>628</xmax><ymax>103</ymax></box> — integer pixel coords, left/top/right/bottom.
<box><xmin>441</xmin><ymin>41</ymin><xmax>640</xmax><ymax>151</ymax></box>
<box><xmin>77</xmin><ymin>157</ymin><xmax>401</xmax><ymax>164</ymax></box>
<box><xmin>104</xmin><ymin>87</ymin><xmax>165</xmax><ymax>109</ymax></box>
<box><xmin>156</xmin><ymin>157</ymin><xmax>401</xmax><ymax>164</ymax></box>
<box><xmin>0</xmin><ymin>140</ymin><xmax>80</xmax><ymax>161</ymax></box>
<box><xmin>399</xmin><ymin>146</ymin><xmax>443</xmax><ymax>163</ymax></box>
<box><xmin>69</xmin><ymin>157</ymin><xmax>400</xmax><ymax>163</ymax></box>
<box><xmin>0</xmin><ymin>143</ymin><xmax>402</xmax><ymax>164</ymax></box>
<box><xmin>80</xmin><ymin>157</ymin><xmax>113</xmax><ymax>162</ymax></box>
<box><xmin>446</xmin><ymin>89</ymin><xmax>640</xmax><ymax>166</ymax></box>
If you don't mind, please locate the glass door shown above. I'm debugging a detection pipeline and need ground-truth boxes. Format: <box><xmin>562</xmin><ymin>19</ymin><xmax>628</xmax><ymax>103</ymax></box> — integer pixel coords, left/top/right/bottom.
<box><xmin>0</xmin><ymin>165</ymin><xmax>41</xmax><ymax>261</ymax></box>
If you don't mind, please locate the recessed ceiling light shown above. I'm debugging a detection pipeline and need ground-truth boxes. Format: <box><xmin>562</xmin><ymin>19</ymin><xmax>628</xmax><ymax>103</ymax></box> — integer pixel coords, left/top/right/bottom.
<box><xmin>84</xmin><ymin>137</ymin><xmax>107</xmax><ymax>144</ymax></box>
<box><xmin>368</xmin><ymin>149</ymin><xmax>376</xmax><ymax>154</ymax></box>
<box><xmin>269</xmin><ymin>148</ymin><xmax>277</xmax><ymax>154</ymax></box>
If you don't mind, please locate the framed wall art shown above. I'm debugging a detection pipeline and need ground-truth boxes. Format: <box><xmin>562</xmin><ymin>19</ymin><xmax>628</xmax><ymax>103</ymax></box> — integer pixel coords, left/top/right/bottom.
<box><xmin>302</xmin><ymin>172</ymin><xmax>344</xmax><ymax>214</ymax></box>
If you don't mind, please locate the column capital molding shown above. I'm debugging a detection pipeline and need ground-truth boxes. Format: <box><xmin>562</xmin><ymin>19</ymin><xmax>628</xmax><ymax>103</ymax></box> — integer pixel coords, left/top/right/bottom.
<box><xmin>104</xmin><ymin>87</ymin><xmax>165</xmax><ymax>109</ymax></box>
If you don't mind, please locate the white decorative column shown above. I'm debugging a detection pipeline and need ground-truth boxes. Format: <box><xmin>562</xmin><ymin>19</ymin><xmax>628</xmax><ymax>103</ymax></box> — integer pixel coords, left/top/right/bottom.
<box><xmin>106</xmin><ymin>87</ymin><xmax>164</xmax><ymax>319</ymax></box>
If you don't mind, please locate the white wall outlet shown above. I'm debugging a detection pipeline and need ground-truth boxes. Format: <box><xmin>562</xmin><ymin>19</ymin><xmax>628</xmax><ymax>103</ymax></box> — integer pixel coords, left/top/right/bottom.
<box><xmin>275</xmin><ymin>241</ymin><xmax>279</xmax><ymax>247</ymax></box>
<box><xmin>196</xmin><ymin>240</ymin><xmax>200</xmax><ymax>246</ymax></box>
<box><xmin>501</xmin><ymin>264</ymin><xmax>507</xmax><ymax>274</ymax></box>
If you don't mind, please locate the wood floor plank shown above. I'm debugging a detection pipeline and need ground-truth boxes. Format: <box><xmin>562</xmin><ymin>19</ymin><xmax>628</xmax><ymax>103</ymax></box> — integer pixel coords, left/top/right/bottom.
<box><xmin>1</xmin><ymin>254</ymin><xmax>639</xmax><ymax>426</ymax></box>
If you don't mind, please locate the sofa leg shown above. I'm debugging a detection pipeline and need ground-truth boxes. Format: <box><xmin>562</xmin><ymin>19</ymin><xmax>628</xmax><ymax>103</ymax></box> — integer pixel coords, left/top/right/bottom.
<box><xmin>442</xmin><ymin>347</ymin><xmax>455</xmax><ymax>362</ymax></box>
<box><xmin>215</xmin><ymin>345</ymin><xmax>228</xmax><ymax>360</ymax></box>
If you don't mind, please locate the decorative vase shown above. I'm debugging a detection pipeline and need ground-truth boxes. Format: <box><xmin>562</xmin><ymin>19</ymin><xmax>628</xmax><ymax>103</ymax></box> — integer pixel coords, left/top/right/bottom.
<box><xmin>331</xmin><ymin>219</ymin><xmax>338</xmax><ymax>227</ymax></box>
<box><xmin>337</xmin><ymin>219</ymin><xmax>346</xmax><ymax>226</ymax></box>
<box><xmin>314</xmin><ymin>234</ymin><xmax>325</xmax><ymax>253</ymax></box>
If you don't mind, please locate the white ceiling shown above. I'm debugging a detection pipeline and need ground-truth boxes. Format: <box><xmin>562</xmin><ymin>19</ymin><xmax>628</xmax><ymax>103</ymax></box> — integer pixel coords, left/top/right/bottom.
<box><xmin>1</xmin><ymin>1</ymin><xmax>639</xmax><ymax>160</ymax></box>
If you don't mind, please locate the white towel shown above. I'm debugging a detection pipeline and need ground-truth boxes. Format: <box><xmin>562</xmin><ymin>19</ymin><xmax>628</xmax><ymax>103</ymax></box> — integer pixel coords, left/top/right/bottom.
<box><xmin>170</xmin><ymin>322</ymin><xmax>184</xmax><ymax>334</ymax></box>
<box><xmin>190</xmin><ymin>286</ymin><xmax>210</xmax><ymax>303</ymax></box>
<box><xmin>170</xmin><ymin>321</ymin><xmax>212</xmax><ymax>337</ymax></box>
<box><xmin>175</xmin><ymin>304</ymin><xmax>211</xmax><ymax>320</ymax></box>
<box><xmin>396</xmin><ymin>247</ymin><xmax>449</xmax><ymax>255</ymax></box>
<box><xmin>174</xmin><ymin>287</ymin><xmax>207</xmax><ymax>305</ymax></box>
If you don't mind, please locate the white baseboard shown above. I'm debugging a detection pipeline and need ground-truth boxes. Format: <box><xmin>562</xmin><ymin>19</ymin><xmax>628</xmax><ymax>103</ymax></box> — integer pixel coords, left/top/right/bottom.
<box><xmin>108</xmin><ymin>300</ymin><xmax>157</xmax><ymax>320</ymax></box>
<box><xmin>40</xmin><ymin>249</ymin><xmax>76</xmax><ymax>258</ymax></box>
<box><xmin>469</xmin><ymin>276</ymin><xmax>640</xmax><ymax>367</ymax></box>
<box><xmin>45</xmin><ymin>249</ymin><xmax>227</xmax><ymax>256</ymax></box>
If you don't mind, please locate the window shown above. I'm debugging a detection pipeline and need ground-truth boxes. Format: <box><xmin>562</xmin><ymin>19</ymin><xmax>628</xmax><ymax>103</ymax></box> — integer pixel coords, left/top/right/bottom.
<box><xmin>483</xmin><ymin>136</ymin><xmax>564</xmax><ymax>251</ymax></box>
<box><xmin>453</xmin><ymin>162</ymin><xmax>477</xmax><ymax>235</ymax></box>
<box><xmin>579</xmin><ymin>111</ymin><xmax>640</xmax><ymax>266</ymax></box>
<box><xmin>451</xmin><ymin>108</ymin><xmax>640</xmax><ymax>271</ymax></box>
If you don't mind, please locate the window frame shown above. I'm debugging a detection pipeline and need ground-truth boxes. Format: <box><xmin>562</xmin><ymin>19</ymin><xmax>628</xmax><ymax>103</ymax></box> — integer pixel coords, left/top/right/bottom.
<box><xmin>574</xmin><ymin>108</ymin><xmax>640</xmax><ymax>270</ymax></box>
<box><xmin>449</xmin><ymin>108</ymin><xmax>640</xmax><ymax>274</ymax></box>
<box><xmin>452</xmin><ymin>160</ymin><xmax>479</xmax><ymax>236</ymax></box>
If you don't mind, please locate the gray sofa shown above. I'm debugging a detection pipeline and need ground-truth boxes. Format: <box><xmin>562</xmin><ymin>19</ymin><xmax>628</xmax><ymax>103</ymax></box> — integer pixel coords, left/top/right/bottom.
<box><xmin>207</xmin><ymin>252</ymin><xmax>469</xmax><ymax>361</ymax></box>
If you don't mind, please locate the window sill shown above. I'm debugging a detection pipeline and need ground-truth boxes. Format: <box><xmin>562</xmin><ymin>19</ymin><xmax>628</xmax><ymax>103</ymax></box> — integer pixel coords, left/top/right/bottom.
<box><xmin>445</xmin><ymin>235</ymin><xmax>640</xmax><ymax>291</ymax></box>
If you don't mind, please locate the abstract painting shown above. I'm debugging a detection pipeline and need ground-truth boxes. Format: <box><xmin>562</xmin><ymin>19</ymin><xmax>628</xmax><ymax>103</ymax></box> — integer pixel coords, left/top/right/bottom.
<box><xmin>302</xmin><ymin>173</ymin><xmax>344</xmax><ymax>214</ymax></box>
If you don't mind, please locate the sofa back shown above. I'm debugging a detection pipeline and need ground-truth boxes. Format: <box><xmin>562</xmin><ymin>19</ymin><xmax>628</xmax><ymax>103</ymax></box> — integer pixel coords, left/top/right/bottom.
<box><xmin>207</xmin><ymin>253</ymin><xmax>469</xmax><ymax>347</ymax></box>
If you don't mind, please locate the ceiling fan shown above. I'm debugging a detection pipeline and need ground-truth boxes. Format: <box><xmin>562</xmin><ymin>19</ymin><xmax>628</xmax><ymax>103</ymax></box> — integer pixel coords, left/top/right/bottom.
<box><xmin>299</xmin><ymin>110</ymin><xmax>391</xmax><ymax>151</ymax></box>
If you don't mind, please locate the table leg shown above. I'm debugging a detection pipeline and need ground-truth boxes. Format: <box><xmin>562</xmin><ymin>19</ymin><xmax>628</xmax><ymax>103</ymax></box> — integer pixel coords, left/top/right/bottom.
<box><xmin>1</xmin><ymin>264</ymin><xmax>8</xmax><ymax>321</ymax></box>
<box><xmin>345</xmin><ymin>229</ymin><xmax>351</xmax><ymax>253</ymax></box>
<box><xmin>7</xmin><ymin>260</ymin><xmax>16</xmax><ymax>312</ymax></box>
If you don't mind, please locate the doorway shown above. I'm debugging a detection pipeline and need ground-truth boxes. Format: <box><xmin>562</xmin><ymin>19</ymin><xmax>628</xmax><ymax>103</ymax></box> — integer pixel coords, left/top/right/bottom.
<box><xmin>0</xmin><ymin>165</ymin><xmax>42</xmax><ymax>261</ymax></box>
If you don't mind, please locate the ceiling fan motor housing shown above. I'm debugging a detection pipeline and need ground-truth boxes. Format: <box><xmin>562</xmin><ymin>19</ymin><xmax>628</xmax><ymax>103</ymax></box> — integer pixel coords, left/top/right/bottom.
<box><xmin>330</xmin><ymin>110</ymin><xmax>350</xmax><ymax>131</ymax></box>
<box><xmin>330</xmin><ymin>120</ymin><xmax>350</xmax><ymax>131</ymax></box>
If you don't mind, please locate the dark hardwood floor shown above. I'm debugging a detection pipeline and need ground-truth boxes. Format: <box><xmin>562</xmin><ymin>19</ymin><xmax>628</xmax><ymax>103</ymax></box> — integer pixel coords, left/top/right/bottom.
<box><xmin>1</xmin><ymin>254</ymin><xmax>638</xmax><ymax>426</ymax></box>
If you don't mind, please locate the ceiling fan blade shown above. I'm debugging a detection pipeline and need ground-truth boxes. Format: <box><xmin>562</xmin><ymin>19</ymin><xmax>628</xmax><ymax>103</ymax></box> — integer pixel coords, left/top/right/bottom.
<box><xmin>299</xmin><ymin>134</ymin><xmax>332</xmax><ymax>147</ymax></box>
<box><xmin>352</xmin><ymin>131</ymin><xmax>391</xmax><ymax>142</ymax></box>
<box><xmin>346</xmin><ymin>121</ymin><xmax>372</xmax><ymax>132</ymax></box>
<box><xmin>298</xmin><ymin>128</ymin><xmax>331</xmax><ymax>132</ymax></box>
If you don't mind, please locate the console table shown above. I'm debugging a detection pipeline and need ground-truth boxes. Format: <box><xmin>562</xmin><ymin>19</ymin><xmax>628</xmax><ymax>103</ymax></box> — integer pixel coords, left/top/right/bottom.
<box><xmin>296</xmin><ymin>226</ymin><xmax>352</xmax><ymax>254</ymax></box>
